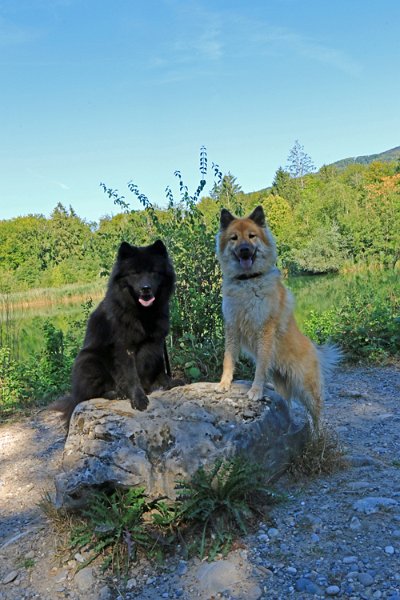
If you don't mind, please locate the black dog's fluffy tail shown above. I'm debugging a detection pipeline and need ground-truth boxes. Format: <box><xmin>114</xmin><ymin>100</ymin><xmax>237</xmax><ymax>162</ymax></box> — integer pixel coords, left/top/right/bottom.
<box><xmin>48</xmin><ymin>395</ymin><xmax>80</xmax><ymax>428</ymax></box>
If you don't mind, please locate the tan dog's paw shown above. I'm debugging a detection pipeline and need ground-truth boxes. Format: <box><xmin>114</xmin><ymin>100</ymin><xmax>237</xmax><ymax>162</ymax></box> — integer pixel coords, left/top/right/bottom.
<box><xmin>216</xmin><ymin>380</ymin><xmax>232</xmax><ymax>393</ymax></box>
<box><xmin>247</xmin><ymin>384</ymin><xmax>263</xmax><ymax>401</ymax></box>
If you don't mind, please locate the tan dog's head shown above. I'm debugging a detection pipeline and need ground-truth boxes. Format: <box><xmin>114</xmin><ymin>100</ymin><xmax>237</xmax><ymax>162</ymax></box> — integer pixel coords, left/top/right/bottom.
<box><xmin>216</xmin><ymin>206</ymin><xmax>277</xmax><ymax>278</ymax></box>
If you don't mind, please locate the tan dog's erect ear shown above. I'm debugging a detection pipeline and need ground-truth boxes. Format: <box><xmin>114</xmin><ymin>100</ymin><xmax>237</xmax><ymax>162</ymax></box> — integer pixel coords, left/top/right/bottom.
<box><xmin>248</xmin><ymin>205</ymin><xmax>265</xmax><ymax>227</ymax></box>
<box><xmin>220</xmin><ymin>208</ymin><xmax>235</xmax><ymax>230</ymax></box>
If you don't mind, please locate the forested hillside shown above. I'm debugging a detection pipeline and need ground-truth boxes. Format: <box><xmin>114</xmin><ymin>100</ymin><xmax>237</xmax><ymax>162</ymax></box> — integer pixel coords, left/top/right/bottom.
<box><xmin>331</xmin><ymin>145</ymin><xmax>400</xmax><ymax>170</ymax></box>
<box><xmin>0</xmin><ymin>154</ymin><xmax>399</xmax><ymax>293</ymax></box>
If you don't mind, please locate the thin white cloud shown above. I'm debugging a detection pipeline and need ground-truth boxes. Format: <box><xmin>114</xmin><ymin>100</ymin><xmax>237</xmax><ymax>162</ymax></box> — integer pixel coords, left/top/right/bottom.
<box><xmin>26</xmin><ymin>168</ymin><xmax>70</xmax><ymax>191</ymax></box>
<box><xmin>0</xmin><ymin>16</ymin><xmax>39</xmax><ymax>46</ymax></box>
<box><xmin>148</xmin><ymin>0</ymin><xmax>224</xmax><ymax>71</ymax></box>
<box><xmin>188</xmin><ymin>23</ymin><xmax>223</xmax><ymax>61</ymax></box>
<box><xmin>171</xmin><ymin>10</ymin><xmax>223</xmax><ymax>62</ymax></box>
<box><xmin>57</xmin><ymin>181</ymin><xmax>70</xmax><ymax>190</ymax></box>
<box><xmin>254</xmin><ymin>26</ymin><xmax>362</xmax><ymax>76</ymax></box>
<box><xmin>150</xmin><ymin>5</ymin><xmax>361</xmax><ymax>79</ymax></box>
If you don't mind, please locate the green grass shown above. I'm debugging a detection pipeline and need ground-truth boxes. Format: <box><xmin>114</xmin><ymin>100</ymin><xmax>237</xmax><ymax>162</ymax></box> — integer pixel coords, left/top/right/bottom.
<box><xmin>289</xmin><ymin>268</ymin><xmax>398</xmax><ymax>328</ymax></box>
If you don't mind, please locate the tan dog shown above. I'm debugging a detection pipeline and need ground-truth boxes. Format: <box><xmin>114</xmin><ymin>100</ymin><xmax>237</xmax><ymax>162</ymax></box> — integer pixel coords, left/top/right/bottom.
<box><xmin>216</xmin><ymin>205</ymin><xmax>340</xmax><ymax>426</ymax></box>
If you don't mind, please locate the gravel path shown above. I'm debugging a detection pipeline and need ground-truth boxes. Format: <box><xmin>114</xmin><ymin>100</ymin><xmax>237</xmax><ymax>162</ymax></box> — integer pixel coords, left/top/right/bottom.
<box><xmin>0</xmin><ymin>365</ymin><xmax>399</xmax><ymax>600</ymax></box>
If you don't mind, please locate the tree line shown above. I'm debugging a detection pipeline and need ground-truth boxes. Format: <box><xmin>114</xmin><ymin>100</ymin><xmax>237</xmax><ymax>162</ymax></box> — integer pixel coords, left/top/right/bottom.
<box><xmin>0</xmin><ymin>145</ymin><xmax>399</xmax><ymax>294</ymax></box>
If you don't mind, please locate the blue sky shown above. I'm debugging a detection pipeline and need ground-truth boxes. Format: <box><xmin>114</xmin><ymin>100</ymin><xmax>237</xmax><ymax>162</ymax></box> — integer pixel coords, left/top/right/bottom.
<box><xmin>1</xmin><ymin>0</ymin><xmax>399</xmax><ymax>223</ymax></box>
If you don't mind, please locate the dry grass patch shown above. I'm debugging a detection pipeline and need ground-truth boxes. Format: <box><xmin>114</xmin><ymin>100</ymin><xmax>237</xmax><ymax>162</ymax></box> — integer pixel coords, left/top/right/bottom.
<box><xmin>288</xmin><ymin>424</ymin><xmax>348</xmax><ymax>479</ymax></box>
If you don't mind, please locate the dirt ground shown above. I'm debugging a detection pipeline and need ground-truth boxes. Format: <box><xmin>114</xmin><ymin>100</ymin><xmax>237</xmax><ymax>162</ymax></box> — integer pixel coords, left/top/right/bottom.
<box><xmin>0</xmin><ymin>364</ymin><xmax>399</xmax><ymax>599</ymax></box>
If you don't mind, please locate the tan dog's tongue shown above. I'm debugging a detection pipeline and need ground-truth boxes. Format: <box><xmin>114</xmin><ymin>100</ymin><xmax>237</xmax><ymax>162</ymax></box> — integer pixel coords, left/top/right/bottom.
<box><xmin>139</xmin><ymin>297</ymin><xmax>155</xmax><ymax>307</ymax></box>
<box><xmin>240</xmin><ymin>258</ymin><xmax>253</xmax><ymax>270</ymax></box>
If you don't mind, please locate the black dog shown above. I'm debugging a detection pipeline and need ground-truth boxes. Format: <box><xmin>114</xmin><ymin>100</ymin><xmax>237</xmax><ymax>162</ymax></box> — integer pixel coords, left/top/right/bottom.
<box><xmin>52</xmin><ymin>239</ymin><xmax>176</xmax><ymax>426</ymax></box>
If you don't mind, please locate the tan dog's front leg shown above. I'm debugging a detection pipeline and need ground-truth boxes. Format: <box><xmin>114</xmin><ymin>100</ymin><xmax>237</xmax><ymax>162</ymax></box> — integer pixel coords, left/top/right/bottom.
<box><xmin>247</xmin><ymin>321</ymin><xmax>276</xmax><ymax>401</ymax></box>
<box><xmin>216</xmin><ymin>327</ymin><xmax>239</xmax><ymax>392</ymax></box>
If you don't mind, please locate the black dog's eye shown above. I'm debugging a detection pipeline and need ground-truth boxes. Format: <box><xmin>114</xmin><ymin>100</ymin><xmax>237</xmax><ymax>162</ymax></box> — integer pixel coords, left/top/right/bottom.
<box><xmin>230</xmin><ymin>234</ymin><xmax>238</xmax><ymax>241</ymax></box>
<box><xmin>248</xmin><ymin>233</ymin><xmax>256</xmax><ymax>239</ymax></box>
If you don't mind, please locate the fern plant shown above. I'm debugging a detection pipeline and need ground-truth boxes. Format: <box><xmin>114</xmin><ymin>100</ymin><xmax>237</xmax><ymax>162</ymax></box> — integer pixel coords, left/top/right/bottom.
<box><xmin>175</xmin><ymin>457</ymin><xmax>282</xmax><ymax>558</ymax></box>
<box><xmin>69</xmin><ymin>487</ymin><xmax>152</xmax><ymax>573</ymax></box>
<box><xmin>42</xmin><ymin>459</ymin><xmax>282</xmax><ymax>570</ymax></box>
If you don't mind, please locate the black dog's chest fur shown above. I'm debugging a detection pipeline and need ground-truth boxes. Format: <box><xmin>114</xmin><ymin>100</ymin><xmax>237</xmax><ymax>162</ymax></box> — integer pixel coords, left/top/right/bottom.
<box><xmin>91</xmin><ymin>299</ymin><xmax>168</xmax><ymax>353</ymax></box>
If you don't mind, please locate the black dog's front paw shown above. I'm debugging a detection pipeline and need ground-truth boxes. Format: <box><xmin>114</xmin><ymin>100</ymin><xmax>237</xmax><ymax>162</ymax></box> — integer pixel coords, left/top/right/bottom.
<box><xmin>130</xmin><ymin>387</ymin><xmax>149</xmax><ymax>411</ymax></box>
<box><xmin>149</xmin><ymin>374</ymin><xmax>186</xmax><ymax>392</ymax></box>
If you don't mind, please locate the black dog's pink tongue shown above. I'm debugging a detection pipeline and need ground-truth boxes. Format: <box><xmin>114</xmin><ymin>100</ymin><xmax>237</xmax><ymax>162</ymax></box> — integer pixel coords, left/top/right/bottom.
<box><xmin>239</xmin><ymin>258</ymin><xmax>253</xmax><ymax>270</ymax></box>
<box><xmin>139</xmin><ymin>297</ymin><xmax>155</xmax><ymax>307</ymax></box>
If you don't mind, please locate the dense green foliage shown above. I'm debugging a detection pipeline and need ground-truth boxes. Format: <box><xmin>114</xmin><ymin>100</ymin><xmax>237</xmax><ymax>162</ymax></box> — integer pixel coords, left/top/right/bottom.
<box><xmin>1</xmin><ymin>146</ymin><xmax>399</xmax><ymax>417</ymax></box>
<box><xmin>0</xmin><ymin>301</ymin><xmax>92</xmax><ymax>417</ymax></box>
<box><xmin>0</xmin><ymin>204</ymin><xmax>151</xmax><ymax>291</ymax></box>
<box><xmin>1</xmin><ymin>153</ymin><xmax>399</xmax><ymax>292</ymax></box>
<box><xmin>303</xmin><ymin>284</ymin><xmax>400</xmax><ymax>362</ymax></box>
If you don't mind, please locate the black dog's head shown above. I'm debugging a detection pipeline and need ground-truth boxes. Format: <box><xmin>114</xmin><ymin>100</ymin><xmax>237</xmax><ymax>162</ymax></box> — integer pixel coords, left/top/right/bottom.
<box><xmin>112</xmin><ymin>240</ymin><xmax>175</xmax><ymax>308</ymax></box>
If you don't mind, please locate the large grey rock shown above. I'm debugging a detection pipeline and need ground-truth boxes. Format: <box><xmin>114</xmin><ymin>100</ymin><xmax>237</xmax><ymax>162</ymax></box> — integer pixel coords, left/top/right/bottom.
<box><xmin>55</xmin><ymin>381</ymin><xmax>310</xmax><ymax>509</ymax></box>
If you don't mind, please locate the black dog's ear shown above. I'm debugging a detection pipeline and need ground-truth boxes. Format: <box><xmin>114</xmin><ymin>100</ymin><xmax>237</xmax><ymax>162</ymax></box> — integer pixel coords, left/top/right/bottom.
<box><xmin>248</xmin><ymin>206</ymin><xmax>265</xmax><ymax>227</ymax></box>
<box><xmin>220</xmin><ymin>208</ymin><xmax>235</xmax><ymax>230</ymax></box>
<box><xmin>117</xmin><ymin>241</ymin><xmax>137</xmax><ymax>260</ymax></box>
<box><xmin>150</xmin><ymin>239</ymin><xmax>168</xmax><ymax>256</ymax></box>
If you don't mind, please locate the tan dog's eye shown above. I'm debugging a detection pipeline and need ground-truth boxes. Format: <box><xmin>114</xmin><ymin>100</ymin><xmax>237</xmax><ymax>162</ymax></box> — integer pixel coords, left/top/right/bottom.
<box><xmin>230</xmin><ymin>234</ymin><xmax>238</xmax><ymax>241</ymax></box>
<box><xmin>248</xmin><ymin>233</ymin><xmax>257</xmax><ymax>239</ymax></box>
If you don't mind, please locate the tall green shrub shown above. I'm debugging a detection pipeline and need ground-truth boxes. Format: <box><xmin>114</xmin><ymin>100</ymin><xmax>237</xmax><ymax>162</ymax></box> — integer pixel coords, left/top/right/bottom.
<box><xmin>102</xmin><ymin>148</ymin><xmax>235</xmax><ymax>380</ymax></box>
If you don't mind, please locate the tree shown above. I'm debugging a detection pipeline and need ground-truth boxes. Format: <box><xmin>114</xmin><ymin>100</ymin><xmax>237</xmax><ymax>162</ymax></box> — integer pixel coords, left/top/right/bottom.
<box><xmin>262</xmin><ymin>194</ymin><xmax>294</xmax><ymax>269</ymax></box>
<box><xmin>210</xmin><ymin>172</ymin><xmax>243</xmax><ymax>214</ymax></box>
<box><xmin>318</xmin><ymin>164</ymin><xmax>339</xmax><ymax>182</ymax></box>
<box><xmin>291</xmin><ymin>224</ymin><xmax>347</xmax><ymax>274</ymax></box>
<box><xmin>272</xmin><ymin>167</ymin><xmax>290</xmax><ymax>194</ymax></box>
<box><xmin>364</xmin><ymin>160</ymin><xmax>394</xmax><ymax>184</ymax></box>
<box><xmin>47</xmin><ymin>203</ymin><xmax>93</xmax><ymax>266</ymax></box>
<box><xmin>286</xmin><ymin>140</ymin><xmax>315</xmax><ymax>188</ymax></box>
<box><xmin>340</xmin><ymin>163</ymin><xmax>366</xmax><ymax>189</ymax></box>
<box><xmin>262</xmin><ymin>194</ymin><xmax>293</xmax><ymax>239</ymax></box>
<box><xmin>272</xmin><ymin>166</ymin><xmax>300</xmax><ymax>206</ymax></box>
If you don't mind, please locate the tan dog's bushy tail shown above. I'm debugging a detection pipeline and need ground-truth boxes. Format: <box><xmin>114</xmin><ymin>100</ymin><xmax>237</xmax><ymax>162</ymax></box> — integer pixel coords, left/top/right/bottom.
<box><xmin>317</xmin><ymin>343</ymin><xmax>343</xmax><ymax>384</ymax></box>
<box><xmin>290</xmin><ymin>343</ymin><xmax>342</xmax><ymax>429</ymax></box>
